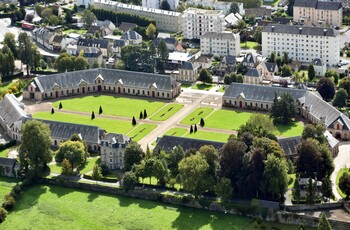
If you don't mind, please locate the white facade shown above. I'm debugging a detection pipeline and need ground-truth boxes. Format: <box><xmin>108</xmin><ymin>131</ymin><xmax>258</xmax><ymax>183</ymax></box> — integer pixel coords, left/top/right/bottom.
<box><xmin>262</xmin><ymin>25</ymin><xmax>340</xmax><ymax>65</ymax></box>
<box><xmin>92</xmin><ymin>0</ymin><xmax>181</xmax><ymax>32</ymax></box>
<box><xmin>142</xmin><ymin>0</ymin><xmax>179</xmax><ymax>11</ymax></box>
<box><xmin>182</xmin><ymin>8</ymin><xmax>225</xmax><ymax>39</ymax></box>
<box><xmin>200</xmin><ymin>32</ymin><xmax>240</xmax><ymax>56</ymax></box>
<box><xmin>186</xmin><ymin>0</ymin><xmax>244</xmax><ymax>14</ymax></box>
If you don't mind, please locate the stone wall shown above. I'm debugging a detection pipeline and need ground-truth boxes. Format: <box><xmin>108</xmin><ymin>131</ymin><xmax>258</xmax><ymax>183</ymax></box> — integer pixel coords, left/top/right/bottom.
<box><xmin>285</xmin><ymin>202</ymin><xmax>343</xmax><ymax>212</ymax></box>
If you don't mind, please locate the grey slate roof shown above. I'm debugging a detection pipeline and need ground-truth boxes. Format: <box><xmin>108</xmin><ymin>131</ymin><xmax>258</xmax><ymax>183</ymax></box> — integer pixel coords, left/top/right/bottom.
<box><xmin>243</xmin><ymin>53</ymin><xmax>256</xmax><ymax>64</ymax></box>
<box><xmin>0</xmin><ymin>157</ymin><xmax>18</xmax><ymax>167</ymax></box>
<box><xmin>153</xmin><ymin>37</ymin><xmax>178</xmax><ymax>47</ymax></box>
<box><xmin>113</xmin><ymin>39</ymin><xmax>126</xmax><ymax>48</ymax></box>
<box><xmin>179</xmin><ymin>61</ymin><xmax>200</xmax><ymax>70</ymax></box>
<box><xmin>312</xmin><ymin>58</ymin><xmax>323</xmax><ymax>66</ymax></box>
<box><xmin>0</xmin><ymin>94</ymin><xmax>29</xmax><ymax>129</ymax></box>
<box><xmin>119</xmin><ymin>22</ymin><xmax>137</xmax><ymax>31</ymax></box>
<box><xmin>36</xmin><ymin>119</ymin><xmax>101</xmax><ymax>144</ymax></box>
<box><xmin>245</xmin><ymin>68</ymin><xmax>260</xmax><ymax>78</ymax></box>
<box><xmin>294</xmin><ymin>0</ymin><xmax>342</xmax><ymax>10</ymax></box>
<box><xmin>265</xmin><ymin>62</ymin><xmax>277</xmax><ymax>72</ymax></box>
<box><xmin>101</xmin><ymin>133</ymin><xmax>130</xmax><ymax>144</ymax></box>
<box><xmin>263</xmin><ymin>24</ymin><xmax>339</xmax><ymax>37</ymax></box>
<box><xmin>77</xmin><ymin>38</ymin><xmax>108</xmax><ymax>49</ymax></box>
<box><xmin>222</xmin><ymin>55</ymin><xmax>236</xmax><ymax>65</ymax></box>
<box><xmin>87</xmin><ymin>26</ymin><xmax>100</xmax><ymax>34</ymax></box>
<box><xmin>324</xmin><ymin>130</ymin><xmax>339</xmax><ymax>148</ymax></box>
<box><xmin>245</xmin><ymin>8</ymin><xmax>272</xmax><ymax>17</ymax></box>
<box><xmin>154</xmin><ymin>135</ymin><xmax>225</xmax><ymax>153</ymax></box>
<box><xmin>224</xmin><ymin>83</ymin><xmax>350</xmax><ymax>129</ymax></box>
<box><xmin>121</xmin><ymin>30</ymin><xmax>142</xmax><ymax>41</ymax></box>
<box><xmin>278</xmin><ymin>136</ymin><xmax>300</xmax><ymax>156</ymax></box>
<box><xmin>201</xmin><ymin>32</ymin><xmax>238</xmax><ymax>40</ymax></box>
<box><xmin>27</xmin><ymin>68</ymin><xmax>177</xmax><ymax>92</ymax></box>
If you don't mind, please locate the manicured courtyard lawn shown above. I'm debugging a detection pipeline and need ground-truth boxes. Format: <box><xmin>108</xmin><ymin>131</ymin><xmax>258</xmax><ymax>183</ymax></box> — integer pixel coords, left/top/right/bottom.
<box><xmin>0</xmin><ymin>177</ymin><xmax>19</xmax><ymax>199</ymax></box>
<box><xmin>205</xmin><ymin>109</ymin><xmax>252</xmax><ymax>130</ymax></box>
<box><xmin>180</xmin><ymin>107</ymin><xmax>214</xmax><ymax>125</ymax></box>
<box><xmin>127</xmin><ymin>124</ymin><xmax>157</xmax><ymax>142</ymax></box>
<box><xmin>149</xmin><ymin>104</ymin><xmax>184</xmax><ymax>121</ymax></box>
<box><xmin>1</xmin><ymin>184</ymin><xmax>252</xmax><ymax>229</ymax></box>
<box><xmin>0</xmin><ymin>148</ymin><xmax>9</xmax><ymax>157</ymax></box>
<box><xmin>240</xmin><ymin>41</ymin><xmax>260</xmax><ymax>50</ymax></box>
<box><xmin>217</xmin><ymin>86</ymin><xmax>225</xmax><ymax>93</ymax></box>
<box><xmin>33</xmin><ymin>112</ymin><xmax>134</xmax><ymax>134</ymax></box>
<box><xmin>52</xmin><ymin>95</ymin><xmax>165</xmax><ymax>118</ymax></box>
<box><xmin>245</xmin><ymin>219</ymin><xmax>311</xmax><ymax>230</ymax></box>
<box><xmin>180</xmin><ymin>82</ymin><xmax>192</xmax><ymax>88</ymax></box>
<box><xmin>63</xmin><ymin>29</ymin><xmax>87</xmax><ymax>34</ymax></box>
<box><xmin>185</xmin><ymin>130</ymin><xmax>230</xmax><ymax>143</ymax></box>
<box><xmin>49</xmin><ymin>157</ymin><xmax>100</xmax><ymax>175</ymax></box>
<box><xmin>164</xmin><ymin>128</ymin><xmax>188</xmax><ymax>137</ymax></box>
<box><xmin>275</xmin><ymin>121</ymin><xmax>304</xmax><ymax>138</ymax></box>
<box><xmin>191</xmin><ymin>83</ymin><xmax>214</xmax><ymax>91</ymax></box>
<box><xmin>336</xmin><ymin>168</ymin><xmax>350</xmax><ymax>198</ymax></box>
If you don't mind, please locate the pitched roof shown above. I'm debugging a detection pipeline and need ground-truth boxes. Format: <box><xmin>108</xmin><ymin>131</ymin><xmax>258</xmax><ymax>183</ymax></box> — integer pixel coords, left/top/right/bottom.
<box><xmin>0</xmin><ymin>157</ymin><xmax>18</xmax><ymax>167</ymax></box>
<box><xmin>77</xmin><ymin>38</ymin><xmax>109</xmax><ymax>49</ymax></box>
<box><xmin>243</xmin><ymin>53</ymin><xmax>256</xmax><ymax>64</ymax></box>
<box><xmin>53</xmin><ymin>35</ymin><xmax>63</xmax><ymax>43</ymax></box>
<box><xmin>201</xmin><ymin>32</ymin><xmax>238</xmax><ymax>40</ymax></box>
<box><xmin>245</xmin><ymin>68</ymin><xmax>260</xmax><ymax>78</ymax></box>
<box><xmin>119</xmin><ymin>22</ymin><xmax>137</xmax><ymax>31</ymax></box>
<box><xmin>101</xmin><ymin>133</ymin><xmax>130</xmax><ymax>144</ymax></box>
<box><xmin>87</xmin><ymin>25</ymin><xmax>100</xmax><ymax>34</ymax></box>
<box><xmin>245</xmin><ymin>7</ymin><xmax>272</xmax><ymax>17</ymax></box>
<box><xmin>36</xmin><ymin>119</ymin><xmax>101</xmax><ymax>144</ymax></box>
<box><xmin>312</xmin><ymin>58</ymin><xmax>323</xmax><ymax>66</ymax></box>
<box><xmin>324</xmin><ymin>130</ymin><xmax>339</xmax><ymax>148</ymax></box>
<box><xmin>263</xmin><ymin>24</ymin><xmax>339</xmax><ymax>37</ymax></box>
<box><xmin>113</xmin><ymin>39</ymin><xmax>127</xmax><ymax>48</ymax></box>
<box><xmin>0</xmin><ymin>94</ymin><xmax>29</xmax><ymax>130</ymax></box>
<box><xmin>179</xmin><ymin>61</ymin><xmax>200</xmax><ymax>70</ymax></box>
<box><xmin>154</xmin><ymin>135</ymin><xmax>225</xmax><ymax>153</ymax></box>
<box><xmin>294</xmin><ymin>0</ymin><xmax>342</xmax><ymax>10</ymax></box>
<box><xmin>278</xmin><ymin>136</ymin><xmax>300</xmax><ymax>156</ymax></box>
<box><xmin>121</xmin><ymin>30</ymin><xmax>142</xmax><ymax>41</ymax></box>
<box><xmin>222</xmin><ymin>55</ymin><xmax>236</xmax><ymax>65</ymax></box>
<box><xmin>26</xmin><ymin>68</ymin><xmax>178</xmax><ymax>92</ymax></box>
<box><xmin>265</xmin><ymin>62</ymin><xmax>277</xmax><ymax>72</ymax></box>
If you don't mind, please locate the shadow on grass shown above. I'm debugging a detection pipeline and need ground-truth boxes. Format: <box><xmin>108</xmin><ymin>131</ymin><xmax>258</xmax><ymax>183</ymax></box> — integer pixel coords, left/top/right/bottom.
<box><xmin>88</xmin><ymin>192</ymin><xmax>99</xmax><ymax>202</ymax></box>
<box><xmin>193</xmin><ymin>83</ymin><xmax>213</xmax><ymax>90</ymax></box>
<box><xmin>14</xmin><ymin>185</ymin><xmax>48</xmax><ymax>212</ymax></box>
<box><xmin>275</xmin><ymin>121</ymin><xmax>299</xmax><ymax>134</ymax></box>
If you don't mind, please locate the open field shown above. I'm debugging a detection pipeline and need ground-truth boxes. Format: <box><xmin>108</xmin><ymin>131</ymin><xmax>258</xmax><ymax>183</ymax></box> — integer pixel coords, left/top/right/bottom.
<box><xmin>180</xmin><ymin>107</ymin><xmax>214</xmax><ymax>125</ymax></box>
<box><xmin>52</xmin><ymin>95</ymin><xmax>165</xmax><ymax>118</ymax></box>
<box><xmin>0</xmin><ymin>177</ymin><xmax>19</xmax><ymax>200</ymax></box>
<box><xmin>164</xmin><ymin>128</ymin><xmax>188</xmax><ymax>137</ymax></box>
<box><xmin>33</xmin><ymin>112</ymin><xmax>134</xmax><ymax>134</ymax></box>
<box><xmin>184</xmin><ymin>130</ymin><xmax>230</xmax><ymax>143</ymax></box>
<box><xmin>275</xmin><ymin>121</ymin><xmax>304</xmax><ymax>138</ymax></box>
<box><xmin>1</xmin><ymin>184</ymin><xmax>253</xmax><ymax>229</ymax></box>
<box><xmin>205</xmin><ymin>109</ymin><xmax>252</xmax><ymax>130</ymax></box>
<box><xmin>149</xmin><ymin>104</ymin><xmax>184</xmax><ymax>121</ymax></box>
<box><xmin>127</xmin><ymin>124</ymin><xmax>158</xmax><ymax>142</ymax></box>
<box><xmin>336</xmin><ymin>168</ymin><xmax>350</xmax><ymax>198</ymax></box>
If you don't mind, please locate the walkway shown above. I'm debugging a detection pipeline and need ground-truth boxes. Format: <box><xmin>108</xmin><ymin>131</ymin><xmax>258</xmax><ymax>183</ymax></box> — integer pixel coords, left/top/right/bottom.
<box><xmin>331</xmin><ymin>142</ymin><xmax>350</xmax><ymax>200</ymax></box>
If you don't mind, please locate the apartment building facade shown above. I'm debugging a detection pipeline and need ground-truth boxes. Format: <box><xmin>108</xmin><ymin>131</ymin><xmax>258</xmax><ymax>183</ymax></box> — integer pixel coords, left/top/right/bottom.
<box><xmin>200</xmin><ymin>32</ymin><xmax>240</xmax><ymax>56</ymax></box>
<box><xmin>142</xmin><ymin>0</ymin><xmax>179</xmax><ymax>11</ymax></box>
<box><xmin>262</xmin><ymin>24</ymin><xmax>340</xmax><ymax>65</ymax></box>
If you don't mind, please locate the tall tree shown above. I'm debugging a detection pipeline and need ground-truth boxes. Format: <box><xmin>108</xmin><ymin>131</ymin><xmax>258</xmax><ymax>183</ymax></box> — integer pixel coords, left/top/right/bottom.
<box><xmin>92</xmin><ymin>164</ymin><xmax>102</xmax><ymax>181</ymax></box>
<box><xmin>19</xmin><ymin>120</ymin><xmax>52</xmax><ymax>178</ymax></box>
<box><xmin>306</xmin><ymin>177</ymin><xmax>316</xmax><ymax>204</ymax></box>
<box><xmin>333</xmin><ymin>89</ymin><xmax>348</xmax><ymax>108</ymax></box>
<box><xmin>123</xmin><ymin>171</ymin><xmax>137</xmax><ymax>192</ymax></box>
<box><xmin>293</xmin><ymin>176</ymin><xmax>301</xmax><ymax>204</ymax></box>
<box><xmin>216</xmin><ymin>177</ymin><xmax>233</xmax><ymax>202</ymax></box>
<box><xmin>54</xmin><ymin>52</ymin><xmax>75</xmax><ymax>72</ymax></box>
<box><xmin>4</xmin><ymin>32</ymin><xmax>17</xmax><ymax>59</ymax></box>
<box><xmin>318</xmin><ymin>212</ymin><xmax>332</xmax><ymax>230</ymax></box>
<box><xmin>124</xmin><ymin>142</ymin><xmax>144</xmax><ymax>171</ymax></box>
<box><xmin>301</xmin><ymin>124</ymin><xmax>327</xmax><ymax>145</ymax></box>
<box><xmin>339</xmin><ymin>172</ymin><xmax>350</xmax><ymax>199</ymax></box>
<box><xmin>324</xmin><ymin>69</ymin><xmax>339</xmax><ymax>85</ymax></box>
<box><xmin>166</xmin><ymin>145</ymin><xmax>184</xmax><ymax>177</ymax></box>
<box><xmin>321</xmin><ymin>177</ymin><xmax>334</xmax><ymax>201</ymax></box>
<box><xmin>152</xmin><ymin>159</ymin><xmax>167</xmax><ymax>184</ymax></box>
<box><xmin>199</xmin><ymin>145</ymin><xmax>218</xmax><ymax>183</ymax></box>
<box><xmin>270</xmin><ymin>93</ymin><xmax>295</xmax><ymax>124</ymax></box>
<box><xmin>198</xmin><ymin>68</ymin><xmax>213</xmax><ymax>83</ymax></box>
<box><xmin>18</xmin><ymin>32</ymin><xmax>33</xmax><ymax>76</ymax></box>
<box><xmin>74</xmin><ymin>56</ymin><xmax>89</xmax><ymax>71</ymax></box>
<box><xmin>247</xmin><ymin>148</ymin><xmax>265</xmax><ymax>197</ymax></box>
<box><xmin>287</xmin><ymin>0</ymin><xmax>295</xmax><ymax>16</ymax></box>
<box><xmin>178</xmin><ymin>154</ymin><xmax>210</xmax><ymax>197</ymax></box>
<box><xmin>296</xmin><ymin>140</ymin><xmax>322</xmax><ymax>178</ymax></box>
<box><xmin>308</xmin><ymin>64</ymin><xmax>316</xmax><ymax>81</ymax></box>
<box><xmin>317</xmin><ymin>77</ymin><xmax>336</xmax><ymax>101</ymax></box>
<box><xmin>340</xmin><ymin>76</ymin><xmax>350</xmax><ymax>97</ymax></box>
<box><xmin>145</xmin><ymin>23</ymin><xmax>157</xmax><ymax>39</ymax></box>
<box><xmin>229</xmin><ymin>1</ymin><xmax>240</xmax><ymax>14</ymax></box>
<box><xmin>55</xmin><ymin>141</ymin><xmax>87</xmax><ymax>168</ymax></box>
<box><xmin>160</xmin><ymin>0</ymin><xmax>171</xmax><ymax>10</ymax></box>
<box><xmin>156</xmin><ymin>40</ymin><xmax>169</xmax><ymax>73</ymax></box>
<box><xmin>82</xmin><ymin>9</ymin><xmax>97</xmax><ymax>28</ymax></box>
<box><xmin>0</xmin><ymin>45</ymin><xmax>15</xmax><ymax>77</ymax></box>
<box><xmin>61</xmin><ymin>159</ymin><xmax>73</xmax><ymax>175</ymax></box>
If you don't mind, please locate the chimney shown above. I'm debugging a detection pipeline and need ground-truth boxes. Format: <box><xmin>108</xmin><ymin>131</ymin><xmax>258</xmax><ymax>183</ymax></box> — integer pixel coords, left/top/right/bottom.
<box><xmin>323</xmin><ymin>29</ymin><xmax>327</xmax><ymax>35</ymax></box>
<box><xmin>299</xmin><ymin>27</ymin><xmax>302</xmax><ymax>34</ymax></box>
<box><xmin>271</xmin><ymin>25</ymin><xmax>275</xmax><ymax>32</ymax></box>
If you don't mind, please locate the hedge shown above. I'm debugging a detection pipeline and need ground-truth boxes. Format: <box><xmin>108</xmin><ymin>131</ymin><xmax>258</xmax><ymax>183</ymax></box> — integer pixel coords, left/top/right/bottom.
<box><xmin>83</xmin><ymin>174</ymin><xmax>119</xmax><ymax>183</ymax></box>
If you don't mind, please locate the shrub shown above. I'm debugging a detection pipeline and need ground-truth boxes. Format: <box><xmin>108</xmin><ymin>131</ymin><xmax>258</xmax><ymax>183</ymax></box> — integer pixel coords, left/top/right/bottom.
<box><xmin>181</xmin><ymin>195</ymin><xmax>193</xmax><ymax>204</ymax></box>
<box><xmin>2</xmin><ymin>194</ymin><xmax>16</xmax><ymax>211</ymax></box>
<box><xmin>0</xmin><ymin>207</ymin><xmax>7</xmax><ymax>223</ymax></box>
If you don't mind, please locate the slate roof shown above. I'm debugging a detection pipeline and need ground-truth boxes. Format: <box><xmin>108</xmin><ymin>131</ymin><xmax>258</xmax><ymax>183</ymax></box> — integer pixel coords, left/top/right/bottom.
<box><xmin>101</xmin><ymin>133</ymin><xmax>130</xmax><ymax>144</ymax></box>
<box><xmin>201</xmin><ymin>32</ymin><xmax>238</xmax><ymax>40</ymax></box>
<box><xmin>324</xmin><ymin>130</ymin><xmax>339</xmax><ymax>148</ymax></box>
<box><xmin>245</xmin><ymin>68</ymin><xmax>260</xmax><ymax>78</ymax></box>
<box><xmin>312</xmin><ymin>58</ymin><xmax>323</xmax><ymax>66</ymax></box>
<box><xmin>87</xmin><ymin>25</ymin><xmax>100</xmax><ymax>34</ymax></box>
<box><xmin>265</xmin><ymin>62</ymin><xmax>277</xmax><ymax>72</ymax></box>
<box><xmin>278</xmin><ymin>136</ymin><xmax>300</xmax><ymax>156</ymax></box>
<box><xmin>0</xmin><ymin>94</ymin><xmax>28</xmax><ymax>129</ymax></box>
<box><xmin>77</xmin><ymin>38</ymin><xmax>109</xmax><ymax>49</ymax></box>
<box><xmin>243</xmin><ymin>53</ymin><xmax>256</xmax><ymax>64</ymax></box>
<box><xmin>36</xmin><ymin>119</ymin><xmax>101</xmax><ymax>144</ymax></box>
<box><xmin>154</xmin><ymin>135</ymin><xmax>225</xmax><ymax>153</ymax></box>
<box><xmin>273</xmin><ymin>17</ymin><xmax>291</xmax><ymax>24</ymax></box>
<box><xmin>294</xmin><ymin>0</ymin><xmax>342</xmax><ymax>10</ymax></box>
<box><xmin>26</xmin><ymin>68</ymin><xmax>178</xmax><ymax>92</ymax></box>
<box><xmin>179</xmin><ymin>61</ymin><xmax>200</xmax><ymax>70</ymax></box>
<box><xmin>113</xmin><ymin>39</ymin><xmax>127</xmax><ymax>48</ymax></box>
<box><xmin>263</xmin><ymin>24</ymin><xmax>339</xmax><ymax>37</ymax></box>
<box><xmin>245</xmin><ymin>8</ymin><xmax>272</xmax><ymax>17</ymax></box>
<box><xmin>53</xmin><ymin>35</ymin><xmax>63</xmax><ymax>44</ymax></box>
<box><xmin>222</xmin><ymin>55</ymin><xmax>236</xmax><ymax>65</ymax></box>
<box><xmin>121</xmin><ymin>30</ymin><xmax>142</xmax><ymax>41</ymax></box>
<box><xmin>153</xmin><ymin>37</ymin><xmax>178</xmax><ymax>47</ymax></box>
<box><xmin>224</xmin><ymin>83</ymin><xmax>350</xmax><ymax>129</ymax></box>
<box><xmin>119</xmin><ymin>22</ymin><xmax>137</xmax><ymax>31</ymax></box>
<box><xmin>0</xmin><ymin>157</ymin><xmax>18</xmax><ymax>167</ymax></box>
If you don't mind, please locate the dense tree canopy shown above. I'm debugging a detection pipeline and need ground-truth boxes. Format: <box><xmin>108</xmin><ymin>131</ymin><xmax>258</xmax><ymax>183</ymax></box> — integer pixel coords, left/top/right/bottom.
<box><xmin>317</xmin><ymin>77</ymin><xmax>336</xmax><ymax>101</ymax></box>
<box><xmin>55</xmin><ymin>140</ymin><xmax>87</xmax><ymax>169</ymax></box>
<box><xmin>270</xmin><ymin>93</ymin><xmax>295</xmax><ymax>124</ymax></box>
<box><xmin>339</xmin><ymin>172</ymin><xmax>350</xmax><ymax>199</ymax></box>
<box><xmin>296</xmin><ymin>140</ymin><xmax>323</xmax><ymax>179</ymax></box>
<box><xmin>124</xmin><ymin>142</ymin><xmax>144</xmax><ymax>171</ymax></box>
<box><xmin>333</xmin><ymin>89</ymin><xmax>348</xmax><ymax>108</ymax></box>
<box><xmin>198</xmin><ymin>68</ymin><xmax>213</xmax><ymax>83</ymax></box>
<box><xmin>308</xmin><ymin>64</ymin><xmax>316</xmax><ymax>81</ymax></box>
<box><xmin>82</xmin><ymin>9</ymin><xmax>97</xmax><ymax>28</ymax></box>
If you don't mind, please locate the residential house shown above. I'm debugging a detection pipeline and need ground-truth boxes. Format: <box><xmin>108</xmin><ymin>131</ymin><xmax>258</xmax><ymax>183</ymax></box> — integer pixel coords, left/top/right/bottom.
<box><xmin>245</xmin><ymin>7</ymin><xmax>272</xmax><ymax>20</ymax></box>
<box><xmin>113</xmin><ymin>39</ymin><xmax>128</xmax><ymax>57</ymax></box>
<box><xmin>177</xmin><ymin>61</ymin><xmax>201</xmax><ymax>82</ymax></box>
<box><xmin>200</xmin><ymin>32</ymin><xmax>240</xmax><ymax>57</ymax></box>
<box><xmin>120</xmin><ymin>30</ymin><xmax>142</xmax><ymax>45</ymax></box>
<box><xmin>154</xmin><ymin>135</ymin><xmax>225</xmax><ymax>153</ymax></box>
<box><xmin>77</xmin><ymin>38</ymin><xmax>111</xmax><ymax>57</ymax></box>
<box><xmin>0</xmin><ymin>158</ymin><xmax>20</xmax><ymax>178</ymax></box>
<box><xmin>168</xmin><ymin>52</ymin><xmax>195</xmax><ymax>69</ymax></box>
<box><xmin>119</xmin><ymin>22</ymin><xmax>137</xmax><ymax>32</ymax></box>
<box><xmin>181</xmin><ymin>8</ymin><xmax>225</xmax><ymax>39</ymax></box>
<box><xmin>299</xmin><ymin>178</ymin><xmax>322</xmax><ymax>197</ymax></box>
<box><xmin>100</xmin><ymin>133</ymin><xmax>130</xmax><ymax>170</ymax></box>
<box><xmin>242</xmin><ymin>53</ymin><xmax>257</xmax><ymax>68</ymax></box>
<box><xmin>243</xmin><ymin>68</ymin><xmax>262</xmax><ymax>85</ymax></box>
<box><xmin>32</xmin><ymin>27</ymin><xmax>54</xmax><ymax>50</ymax></box>
<box><xmin>225</xmin><ymin>12</ymin><xmax>243</xmax><ymax>27</ymax></box>
<box><xmin>311</xmin><ymin>58</ymin><xmax>327</xmax><ymax>76</ymax></box>
<box><xmin>262</xmin><ymin>25</ymin><xmax>340</xmax><ymax>65</ymax></box>
<box><xmin>66</xmin><ymin>42</ymin><xmax>78</xmax><ymax>56</ymax></box>
<box><xmin>222</xmin><ymin>83</ymin><xmax>350</xmax><ymax>140</ymax></box>
<box><xmin>83</xmin><ymin>47</ymin><xmax>103</xmax><ymax>67</ymax></box>
<box><xmin>52</xmin><ymin>35</ymin><xmax>67</xmax><ymax>53</ymax></box>
<box><xmin>153</xmin><ymin>37</ymin><xmax>184</xmax><ymax>52</ymax></box>
<box><xmin>257</xmin><ymin>62</ymin><xmax>279</xmax><ymax>81</ymax></box>
<box><xmin>194</xmin><ymin>55</ymin><xmax>212</xmax><ymax>69</ymax></box>
<box><xmin>97</xmin><ymin>20</ymin><xmax>116</xmax><ymax>36</ymax></box>
<box><xmin>216</xmin><ymin>55</ymin><xmax>236</xmax><ymax>76</ymax></box>
<box><xmin>23</xmin><ymin>68</ymin><xmax>181</xmax><ymax>101</ymax></box>
<box><xmin>293</xmin><ymin>0</ymin><xmax>342</xmax><ymax>27</ymax></box>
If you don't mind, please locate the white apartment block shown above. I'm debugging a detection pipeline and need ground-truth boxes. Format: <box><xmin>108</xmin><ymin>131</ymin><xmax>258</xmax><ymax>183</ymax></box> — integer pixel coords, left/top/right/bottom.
<box><xmin>142</xmin><ymin>0</ymin><xmax>179</xmax><ymax>11</ymax></box>
<box><xmin>293</xmin><ymin>0</ymin><xmax>342</xmax><ymax>27</ymax></box>
<box><xmin>262</xmin><ymin>25</ymin><xmax>340</xmax><ymax>65</ymax></box>
<box><xmin>81</xmin><ymin>0</ymin><xmax>181</xmax><ymax>32</ymax></box>
<box><xmin>186</xmin><ymin>0</ymin><xmax>244</xmax><ymax>14</ymax></box>
<box><xmin>201</xmin><ymin>32</ymin><xmax>240</xmax><ymax>56</ymax></box>
<box><xmin>182</xmin><ymin>8</ymin><xmax>225</xmax><ymax>39</ymax></box>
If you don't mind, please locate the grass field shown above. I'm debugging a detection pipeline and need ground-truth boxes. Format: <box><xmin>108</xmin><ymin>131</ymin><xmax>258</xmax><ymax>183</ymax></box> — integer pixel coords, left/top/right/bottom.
<box><xmin>0</xmin><ymin>177</ymin><xmax>19</xmax><ymax>200</ymax></box>
<box><xmin>191</xmin><ymin>83</ymin><xmax>214</xmax><ymax>91</ymax></box>
<box><xmin>33</xmin><ymin>112</ymin><xmax>134</xmax><ymax>134</ymax></box>
<box><xmin>205</xmin><ymin>109</ymin><xmax>252</xmax><ymax>130</ymax></box>
<box><xmin>149</xmin><ymin>104</ymin><xmax>184</xmax><ymax>121</ymax></box>
<box><xmin>0</xmin><ymin>145</ymin><xmax>19</xmax><ymax>158</ymax></box>
<box><xmin>1</xmin><ymin>184</ymin><xmax>253</xmax><ymax>229</ymax></box>
<box><xmin>164</xmin><ymin>128</ymin><xmax>188</xmax><ymax>137</ymax></box>
<box><xmin>180</xmin><ymin>107</ymin><xmax>214</xmax><ymax>125</ymax></box>
<box><xmin>240</xmin><ymin>41</ymin><xmax>260</xmax><ymax>50</ymax></box>
<box><xmin>185</xmin><ymin>130</ymin><xmax>230</xmax><ymax>143</ymax></box>
<box><xmin>217</xmin><ymin>86</ymin><xmax>225</xmax><ymax>93</ymax></box>
<box><xmin>127</xmin><ymin>124</ymin><xmax>157</xmax><ymax>142</ymax></box>
<box><xmin>52</xmin><ymin>95</ymin><xmax>165</xmax><ymax>118</ymax></box>
<box><xmin>63</xmin><ymin>29</ymin><xmax>87</xmax><ymax>34</ymax></box>
<box><xmin>180</xmin><ymin>83</ymin><xmax>192</xmax><ymax>88</ymax></box>
<box><xmin>336</xmin><ymin>168</ymin><xmax>350</xmax><ymax>198</ymax></box>
<box><xmin>49</xmin><ymin>157</ymin><xmax>100</xmax><ymax>175</ymax></box>
<box><xmin>275</xmin><ymin>121</ymin><xmax>304</xmax><ymax>138</ymax></box>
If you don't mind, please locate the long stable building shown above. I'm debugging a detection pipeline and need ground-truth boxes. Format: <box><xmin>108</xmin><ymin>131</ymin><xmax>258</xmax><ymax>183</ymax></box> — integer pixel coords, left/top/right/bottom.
<box><xmin>223</xmin><ymin>83</ymin><xmax>350</xmax><ymax>140</ymax></box>
<box><xmin>23</xmin><ymin>68</ymin><xmax>181</xmax><ymax>101</ymax></box>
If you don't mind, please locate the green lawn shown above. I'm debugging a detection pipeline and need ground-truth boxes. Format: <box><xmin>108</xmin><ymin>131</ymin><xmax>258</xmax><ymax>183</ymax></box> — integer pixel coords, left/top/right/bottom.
<box><xmin>49</xmin><ymin>157</ymin><xmax>100</xmax><ymax>175</ymax></box>
<box><xmin>263</xmin><ymin>0</ymin><xmax>280</xmax><ymax>6</ymax></box>
<box><xmin>185</xmin><ymin>130</ymin><xmax>230</xmax><ymax>143</ymax></box>
<box><xmin>288</xmin><ymin>173</ymin><xmax>296</xmax><ymax>189</ymax></box>
<box><xmin>0</xmin><ymin>177</ymin><xmax>19</xmax><ymax>200</ymax></box>
<box><xmin>240</xmin><ymin>41</ymin><xmax>260</xmax><ymax>50</ymax></box>
<box><xmin>275</xmin><ymin>121</ymin><xmax>304</xmax><ymax>138</ymax></box>
<box><xmin>191</xmin><ymin>83</ymin><xmax>214</xmax><ymax>91</ymax></box>
<box><xmin>149</xmin><ymin>104</ymin><xmax>184</xmax><ymax>121</ymax></box>
<box><xmin>1</xmin><ymin>184</ymin><xmax>252</xmax><ymax>229</ymax></box>
<box><xmin>0</xmin><ymin>81</ymin><xmax>17</xmax><ymax>91</ymax></box>
<box><xmin>164</xmin><ymin>128</ymin><xmax>188</xmax><ymax>137</ymax></box>
<box><xmin>52</xmin><ymin>95</ymin><xmax>165</xmax><ymax>118</ymax></box>
<box><xmin>63</xmin><ymin>29</ymin><xmax>87</xmax><ymax>34</ymax></box>
<box><xmin>205</xmin><ymin>109</ymin><xmax>252</xmax><ymax>130</ymax></box>
<box><xmin>245</xmin><ymin>219</ymin><xmax>311</xmax><ymax>230</ymax></box>
<box><xmin>336</xmin><ymin>168</ymin><xmax>350</xmax><ymax>198</ymax></box>
<box><xmin>127</xmin><ymin>124</ymin><xmax>157</xmax><ymax>142</ymax></box>
<box><xmin>0</xmin><ymin>145</ymin><xmax>19</xmax><ymax>158</ymax></box>
<box><xmin>217</xmin><ymin>86</ymin><xmax>225</xmax><ymax>93</ymax></box>
<box><xmin>33</xmin><ymin>112</ymin><xmax>134</xmax><ymax>134</ymax></box>
<box><xmin>180</xmin><ymin>82</ymin><xmax>192</xmax><ymax>88</ymax></box>
<box><xmin>180</xmin><ymin>107</ymin><xmax>214</xmax><ymax>125</ymax></box>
